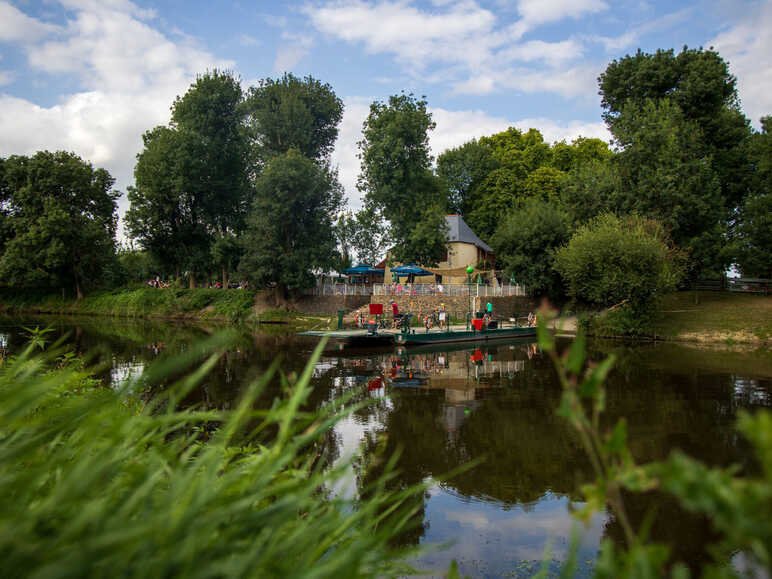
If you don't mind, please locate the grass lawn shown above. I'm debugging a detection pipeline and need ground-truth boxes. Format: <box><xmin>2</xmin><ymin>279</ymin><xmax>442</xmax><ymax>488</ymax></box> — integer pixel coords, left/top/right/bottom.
<box><xmin>651</xmin><ymin>291</ymin><xmax>772</xmax><ymax>344</ymax></box>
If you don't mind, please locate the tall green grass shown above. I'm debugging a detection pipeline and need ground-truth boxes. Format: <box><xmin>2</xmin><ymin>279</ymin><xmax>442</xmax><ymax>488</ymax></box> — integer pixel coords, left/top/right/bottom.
<box><xmin>0</xmin><ymin>337</ymin><xmax>426</xmax><ymax>577</ymax></box>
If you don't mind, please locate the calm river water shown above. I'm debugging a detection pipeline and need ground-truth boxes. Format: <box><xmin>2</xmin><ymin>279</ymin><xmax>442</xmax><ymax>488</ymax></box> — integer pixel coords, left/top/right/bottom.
<box><xmin>3</xmin><ymin>316</ymin><xmax>771</xmax><ymax>577</ymax></box>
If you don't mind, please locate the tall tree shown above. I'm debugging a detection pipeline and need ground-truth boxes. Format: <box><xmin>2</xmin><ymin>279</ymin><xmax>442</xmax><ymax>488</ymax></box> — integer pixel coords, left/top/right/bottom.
<box><xmin>599</xmin><ymin>46</ymin><xmax>753</xmax><ymax>265</ymax></box>
<box><xmin>736</xmin><ymin>116</ymin><xmax>772</xmax><ymax>277</ymax></box>
<box><xmin>126</xmin><ymin>70</ymin><xmax>250</xmax><ymax>286</ymax></box>
<box><xmin>239</xmin><ymin>150</ymin><xmax>343</xmax><ymax>297</ymax></box>
<box><xmin>245</xmin><ymin>73</ymin><xmax>343</xmax><ymax>163</ymax></box>
<box><xmin>611</xmin><ymin>99</ymin><xmax>726</xmax><ymax>276</ymax></box>
<box><xmin>0</xmin><ymin>151</ymin><xmax>118</xmax><ymax>298</ymax></box>
<box><xmin>358</xmin><ymin>93</ymin><xmax>447</xmax><ymax>265</ymax></box>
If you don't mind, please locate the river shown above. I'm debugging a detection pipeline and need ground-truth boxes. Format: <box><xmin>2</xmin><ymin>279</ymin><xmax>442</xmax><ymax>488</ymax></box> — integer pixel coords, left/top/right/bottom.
<box><xmin>2</xmin><ymin>316</ymin><xmax>770</xmax><ymax>577</ymax></box>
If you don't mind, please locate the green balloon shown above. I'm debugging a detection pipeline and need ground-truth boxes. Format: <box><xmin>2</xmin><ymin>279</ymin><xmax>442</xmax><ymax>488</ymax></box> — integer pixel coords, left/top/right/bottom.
<box><xmin>466</xmin><ymin>266</ymin><xmax>474</xmax><ymax>274</ymax></box>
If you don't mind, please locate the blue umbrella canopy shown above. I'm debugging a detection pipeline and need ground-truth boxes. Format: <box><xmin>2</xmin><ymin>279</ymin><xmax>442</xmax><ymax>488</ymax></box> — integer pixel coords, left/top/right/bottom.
<box><xmin>390</xmin><ymin>264</ymin><xmax>434</xmax><ymax>276</ymax></box>
<box><xmin>343</xmin><ymin>263</ymin><xmax>384</xmax><ymax>275</ymax></box>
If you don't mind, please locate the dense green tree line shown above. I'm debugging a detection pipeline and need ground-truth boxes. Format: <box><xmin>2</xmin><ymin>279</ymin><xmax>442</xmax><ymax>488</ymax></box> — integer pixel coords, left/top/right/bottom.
<box><xmin>0</xmin><ymin>46</ymin><xmax>768</xmax><ymax>304</ymax></box>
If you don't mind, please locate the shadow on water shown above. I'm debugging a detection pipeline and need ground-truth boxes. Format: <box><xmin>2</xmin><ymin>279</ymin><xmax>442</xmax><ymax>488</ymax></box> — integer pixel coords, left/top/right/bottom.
<box><xmin>2</xmin><ymin>316</ymin><xmax>771</xmax><ymax>577</ymax></box>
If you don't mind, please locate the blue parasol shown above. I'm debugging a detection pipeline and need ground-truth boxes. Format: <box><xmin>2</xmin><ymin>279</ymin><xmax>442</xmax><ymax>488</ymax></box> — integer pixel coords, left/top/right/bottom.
<box><xmin>343</xmin><ymin>263</ymin><xmax>385</xmax><ymax>275</ymax></box>
<box><xmin>390</xmin><ymin>264</ymin><xmax>434</xmax><ymax>277</ymax></box>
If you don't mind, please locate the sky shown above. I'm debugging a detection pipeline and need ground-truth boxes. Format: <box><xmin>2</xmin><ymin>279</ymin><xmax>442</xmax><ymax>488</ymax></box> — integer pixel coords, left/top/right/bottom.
<box><xmin>0</xmin><ymin>0</ymin><xmax>770</xmax><ymax>236</ymax></box>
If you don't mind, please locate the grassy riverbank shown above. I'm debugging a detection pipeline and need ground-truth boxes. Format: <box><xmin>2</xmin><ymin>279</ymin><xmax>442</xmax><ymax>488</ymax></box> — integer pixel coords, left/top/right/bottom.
<box><xmin>0</xmin><ymin>287</ymin><xmax>258</xmax><ymax>321</ymax></box>
<box><xmin>0</xmin><ymin>287</ymin><xmax>339</xmax><ymax>329</ymax></box>
<box><xmin>650</xmin><ymin>291</ymin><xmax>772</xmax><ymax>344</ymax></box>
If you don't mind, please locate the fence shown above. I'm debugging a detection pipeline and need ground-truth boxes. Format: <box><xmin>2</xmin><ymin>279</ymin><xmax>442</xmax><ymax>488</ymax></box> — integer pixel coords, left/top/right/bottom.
<box><xmin>373</xmin><ymin>283</ymin><xmax>527</xmax><ymax>297</ymax></box>
<box><xmin>694</xmin><ymin>278</ymin><xmax>770</xmax><ymax>295</ymax></box>
<box><xmin>307</xmin><ymin>284</ymin><xmax>374</xmax><ymax>296</ymax></box>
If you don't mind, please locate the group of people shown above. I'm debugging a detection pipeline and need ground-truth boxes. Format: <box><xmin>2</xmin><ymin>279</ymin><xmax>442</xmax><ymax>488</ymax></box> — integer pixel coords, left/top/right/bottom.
<box><xmin>146</xmin><ymin>277</ymin><xmax>169</xmax><ymax>288</ymax></box>
<box><xmin>208</xmin><ymin>280</ymin><xmax>250</xmax><ymax>289</ymax></box>
<box><xmin>145</xmin><ymin>278</ymin><xmax>250</xmax><ymax>290</ymax></box>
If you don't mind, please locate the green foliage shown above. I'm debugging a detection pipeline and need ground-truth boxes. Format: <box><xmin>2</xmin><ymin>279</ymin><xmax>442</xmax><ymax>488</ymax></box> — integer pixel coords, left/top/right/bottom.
<box><xmin>352</xmin><ymin>204</ymin><xmax>391</xmax><ymax>266</ymax></box>
<box><xmin>554</xmin><ymin>214</ymin><xmax>684</xmax><ymax>320</ymax></box>
<box><xmin>736</xmin><ymin>117</ymin><xmax>772</xmax><ymax>277</ymax></box>
<box><xmin>391</xmin><ymin>204</ymin><xmax>449</xmax><ymax>267</ymax></box>
<box><xmin>239</xmin><ymin>150</ymin><xmax>343</xmax><ymax>293</ymax></box>
<box><xmin>599</xmin><ymin>46</ymin><xmax>754</xmax><ymax>276</ymax></box>
<box><xmin>358</xmin><ymin>93</ymin><xmax>446</xmax><ymax>262</ymax></box>
<box><xmin>610</xmin><ymin>99</ymin><xmax>726</xmax><ymax>275</ymax></box>
<box><xmin>0</xmin><ymin>339</ymin><xmax>426</xmax><ymax>578</ymax></box>
<box><xmin>127</xmin><ymin>71</ymin><xmax>250</xmax><ymax>283</ymax></box>
<box><xmin>559</xmin><ymin>159</ymin><xmax>620</xmax><ymax>224</ymax></box>
<box><xmin>118</xmin><ymin>246</ymin><xmax>156</xmax><ymax>284</ymax></box>
<box><xmin>490</xmin><ymin>199</ymin><xmax>572</xmax><ymax>299</ymax></box>
<box><xmin>0</xmin><ymin>151</ymin><xmax>118</xmax><ymax>298</ymax></box>
<box><xmin>436</xmin><ymin>139</ymin><xmax>499</xmax><ymax>215</ymax></box>
<box><xmin>246</xmin><ymin>73</ymin><xmax>343</xmax><ymax>162</ymax></box>
<box><xmin>438</xmin><ymin>128</ymin><xmax>613</xmax><ymax>241</ymax></box>
<box><xmin>540</xmin><ymin>309</ymin><xmax>772</xmax><ymax>577</ymax></box>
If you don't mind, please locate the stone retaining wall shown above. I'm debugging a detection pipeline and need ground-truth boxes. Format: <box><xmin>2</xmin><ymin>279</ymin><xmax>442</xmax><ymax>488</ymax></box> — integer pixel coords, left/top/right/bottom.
<box><xmin>254</xmin><ymin>293</ymin><xmax>371</xmax><ymax>315</ymax></box>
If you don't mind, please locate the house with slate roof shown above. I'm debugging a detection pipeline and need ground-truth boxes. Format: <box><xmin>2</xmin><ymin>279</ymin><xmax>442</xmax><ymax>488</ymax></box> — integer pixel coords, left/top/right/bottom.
<box><xmin>383</xmin><ymin>214</ymin><xmax>495</xmax><ymax>285</ymax></box>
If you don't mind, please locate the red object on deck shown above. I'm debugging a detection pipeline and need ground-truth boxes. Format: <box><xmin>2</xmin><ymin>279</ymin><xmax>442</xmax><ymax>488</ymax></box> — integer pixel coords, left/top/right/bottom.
<box><xmin>369</xmin><ymin>303</ymin><xmax>384</xmax><ymax>315</ymax></box>
<box><xmin>472</xmin><ymin>319</ymin><xmax>484</xmax><ymax>331</ymax></box>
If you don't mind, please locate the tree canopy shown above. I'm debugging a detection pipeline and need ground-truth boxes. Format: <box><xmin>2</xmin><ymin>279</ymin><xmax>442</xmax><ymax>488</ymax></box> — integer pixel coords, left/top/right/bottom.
<box><xmin>126</xmin><ymin>70</ymin><xmax>250</xmax><ymax>286</ymax></box>
<box><xmin>0</xmin><ymin>151</ymin><xmax>118</xmax><ymax>298</ymax></box>
<box><xmin>238</xmin><ymin>150</ymin><xmax>343</xmax><ymax>294</ymax></box>
<box><xmin>490</xmin><ymin>199</ymin><xmax>572</xmax><ymax>300</ymax></box>
<box><xmin>246</xmin><ymin>73</ymin><xmax>343</xmax><ymax>163</ymax></box>
<box><xmin>358</xmin><ymin>93</ymin><xmax>447</xmax><ymax>265</ymax></box>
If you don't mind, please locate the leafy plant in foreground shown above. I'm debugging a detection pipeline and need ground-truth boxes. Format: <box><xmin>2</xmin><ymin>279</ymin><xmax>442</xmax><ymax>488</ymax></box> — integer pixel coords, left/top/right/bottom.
<box><xmin>0</xmin><ymin>337</ymin><xmax>426</xmax><ymax>578</ymax></box>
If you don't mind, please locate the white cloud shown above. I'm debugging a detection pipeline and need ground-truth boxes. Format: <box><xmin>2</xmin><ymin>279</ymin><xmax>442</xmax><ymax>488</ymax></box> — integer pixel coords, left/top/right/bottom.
<box><xmin>305</xmin><ymin>0</ymin><xmax>593</xmax><ymax>96</ymax></box>
<box><xmin>454</xmin><ymin>64</ymin><xmax>601</xmax><ymax>100</ymax></box>
<box><xmin>332</xmin><ymin>97</ymin><xmax>371</xmax><ymax>210</ymax></box>
<box><xmin>500</xmin><ymin>39</ymin><xmax>584</xmax><ymax>67</ymax></box>
<box><xmin>274</xmin><ymin>33</ymin><xmax>313</xmax><ymax>72</ymax></box>
<box><xmin>510</xmin><ymin>0</ymin><xmax>608</xmax><ymax>38</ymax></box>
<box><xmin>710</xmin><ymin>0</ymin><xmax>772</xmax><ymax>127</ymax></box>
<box><xmin>0</xmin><ymin>1</ymin><xmax>61</xmax><ymax>42</ymax></box>
<box><xmin>0</xmin><ymin>1</ymin><xmax>232</xmax><ymax>238</ymax></box>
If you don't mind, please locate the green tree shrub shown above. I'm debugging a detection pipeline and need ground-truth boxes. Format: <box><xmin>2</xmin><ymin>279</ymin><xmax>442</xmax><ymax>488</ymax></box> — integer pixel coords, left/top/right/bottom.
<box><xmin>554</xmin><ymin>214</ymin><xmax>684</xmax><ymax>333</ymax></box>
<box><xmin>491</xmin><ymin>199</ymin><xmax>572</xmax><ymax>300</ymax></box>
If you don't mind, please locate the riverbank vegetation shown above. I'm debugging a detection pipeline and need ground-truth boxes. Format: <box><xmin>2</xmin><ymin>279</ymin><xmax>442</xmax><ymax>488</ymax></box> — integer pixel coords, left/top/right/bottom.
<box><xmin>0</xmin><ymin>338</ymin><xmax>427</xmax><ymax>578</ymax></box>
<box><xmin>0</xmin><ymin>47</ymin><xmax>769</xmax><ymax>333</ymax></box>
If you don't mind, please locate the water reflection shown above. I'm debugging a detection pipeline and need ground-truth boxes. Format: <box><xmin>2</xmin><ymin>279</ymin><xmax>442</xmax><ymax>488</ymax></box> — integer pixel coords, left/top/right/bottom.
<box><xmin>2</xmin><ymin>317</ymin><xmax>771</xmax><ymax>576</ymax></box>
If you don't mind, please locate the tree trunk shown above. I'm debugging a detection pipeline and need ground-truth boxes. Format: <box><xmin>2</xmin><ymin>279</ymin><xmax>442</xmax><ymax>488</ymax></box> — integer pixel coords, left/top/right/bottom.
<box><xmin>222</xmin><ymin>266</ymin><xmax>228</xmax><ymax>289</ymax></box>
<box><xmin>189</xmin><ymin>273</ymin><xmax>197</xmax><ymax>289</ymax></box>
<box><xmin>74</xmin><ymin>272</ymin><xmax>84</xmax><ymax>301</ymax></box>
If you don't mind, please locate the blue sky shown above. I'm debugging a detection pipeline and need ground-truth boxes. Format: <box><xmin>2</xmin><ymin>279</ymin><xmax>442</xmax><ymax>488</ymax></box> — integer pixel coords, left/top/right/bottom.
<box><xmin>0</xmin><ymin>0</ymin><xmax>770</xmax><ymax>231</ymax></box>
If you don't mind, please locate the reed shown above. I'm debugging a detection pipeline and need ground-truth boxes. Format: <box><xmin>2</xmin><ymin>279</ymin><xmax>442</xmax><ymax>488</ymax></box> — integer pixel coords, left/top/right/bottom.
<box><xmin>0</xmin><ymin>337</ymin><xmax>426</xmax><ymax>578</ymax></box>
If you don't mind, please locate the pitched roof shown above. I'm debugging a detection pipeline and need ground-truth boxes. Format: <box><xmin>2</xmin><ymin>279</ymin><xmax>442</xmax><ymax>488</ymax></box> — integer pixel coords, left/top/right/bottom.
<box><xmin>444</xmin><ymin>215</ymin><xmax>493</xmax><ymax>253</ymax></box>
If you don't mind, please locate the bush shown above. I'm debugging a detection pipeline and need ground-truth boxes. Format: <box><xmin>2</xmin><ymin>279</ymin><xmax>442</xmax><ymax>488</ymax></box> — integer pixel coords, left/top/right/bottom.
<box><xmin>554</xmin><ymin>214</ymin><xmax>683</xmax><ymax>330</ymax></box>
